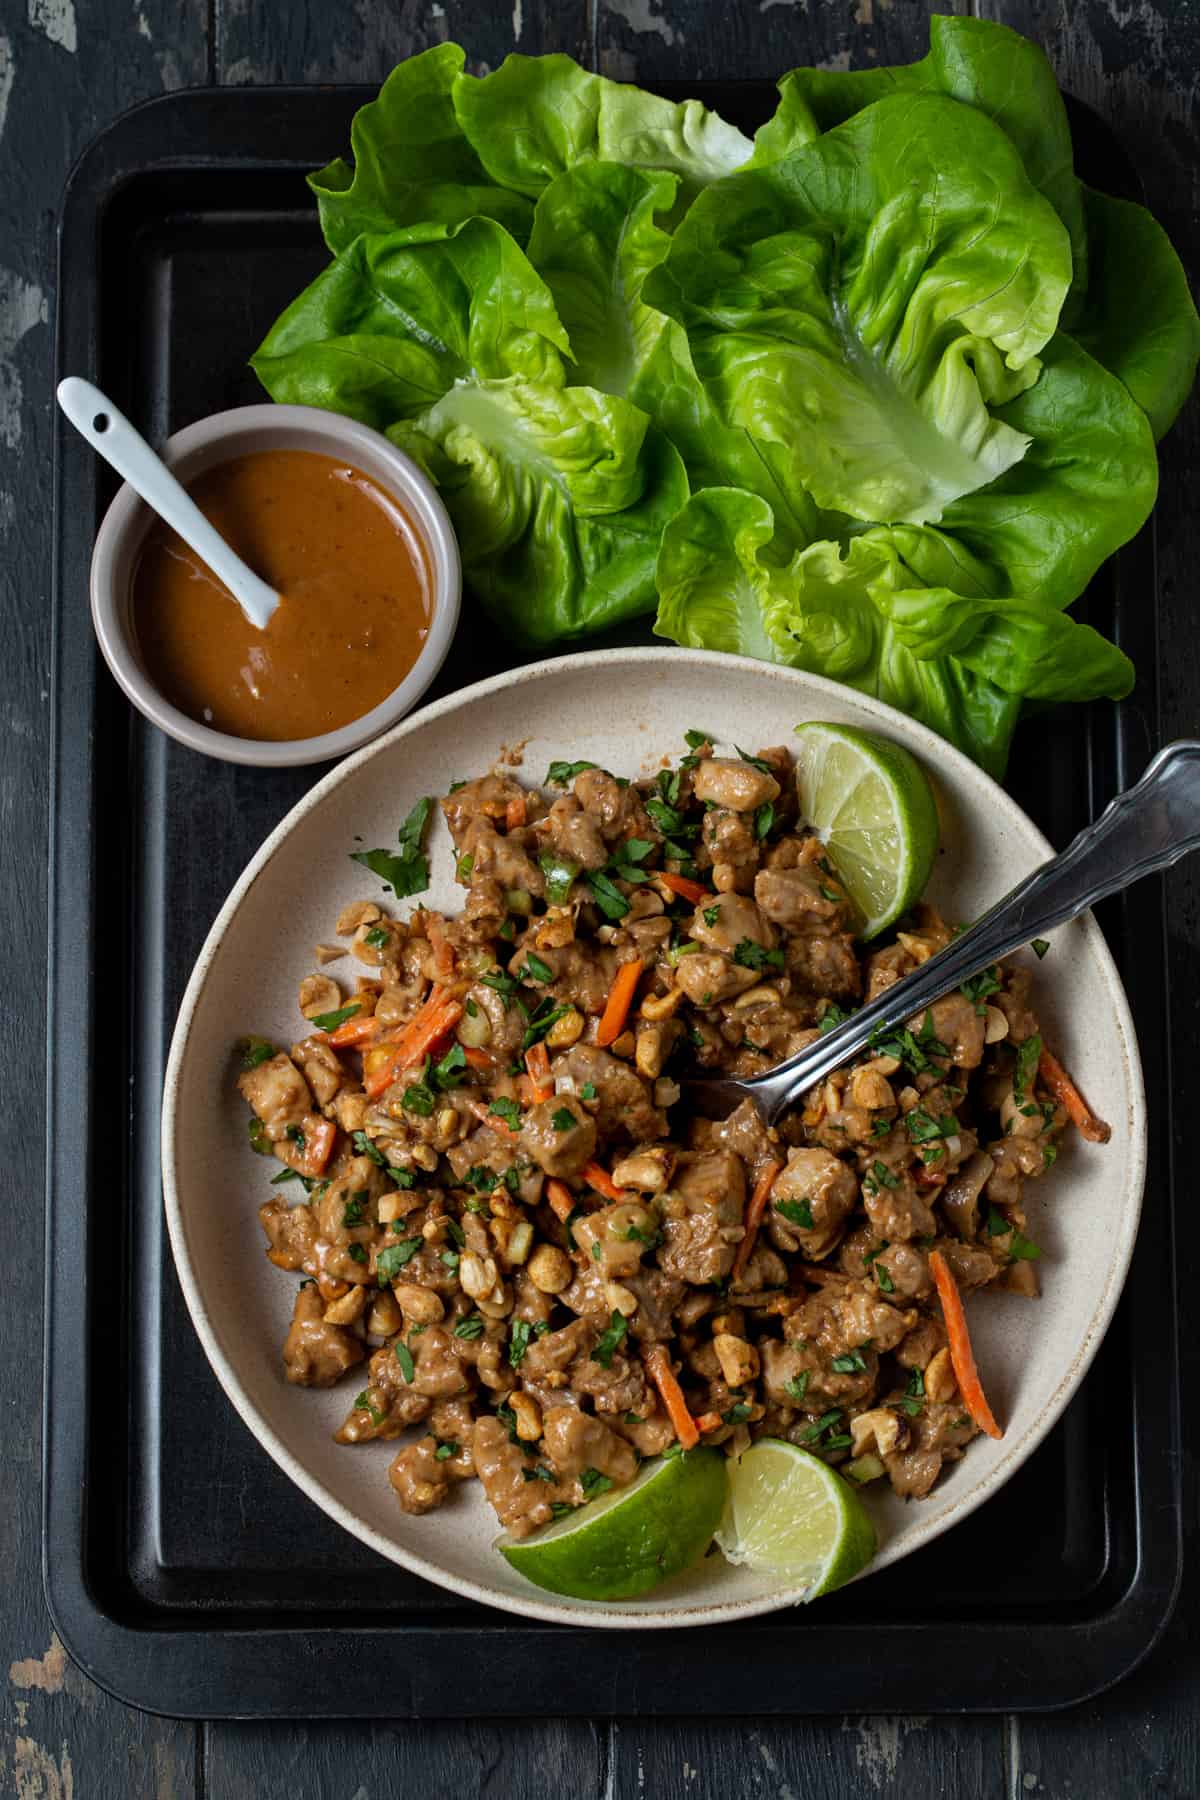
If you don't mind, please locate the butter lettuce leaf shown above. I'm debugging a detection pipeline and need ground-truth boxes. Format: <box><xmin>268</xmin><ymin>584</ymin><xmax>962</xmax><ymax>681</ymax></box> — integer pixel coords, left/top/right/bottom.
<box><xmin>250</xmin><ymin>219</ymin><xmax>571</xmax><ymax>431</ymax></box>
<box><xmin>645</xmin><ymin>93</ymin><xmax>1071</xmax><ymax>526</ymax></box>
<box><xmin>308</xmin><ymin>44</ymin><xmax>533</xmax><ymax>255</ymax></box>
<box><xmin>393</xmin><ymin>381</ymin><xmax>688</xmax><ymax>645</ymax></box>
<box><xmin>526</xmin><ymin>162</ymin><xmax>675</xmax><ymax>395</ymax></box>
<box><xmin>452</xmin><ymin>52</ymin><xmax>752</xmax><ymax>205</ymax></box>
<box><xmin>753</xmin><ymin>16</ymin><xmax>1087</xmax><ymax>298</ymax></box>
<box><xmin>656</xmin><ymin>490</ymin><xmax>1133</xmax><ymax>774</ymax></box>
<box><xmin>1071</xmin><ymin>185</ymin><xmax>1200</xmax><ymax>442</ymax></box>
<box><xmin>890</xmin><ymin>332</ymin><xmax>1158</xmax><ymax>611</ymax></box>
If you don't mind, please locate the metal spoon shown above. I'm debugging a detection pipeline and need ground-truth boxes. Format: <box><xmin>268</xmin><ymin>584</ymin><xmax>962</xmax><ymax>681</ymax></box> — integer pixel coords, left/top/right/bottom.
<box><xmin>688</xmin><ymin>739</ymin><xmax>1200</xmax><ymax>1125</ymax></box>
<box><xmin>57</xmin><ymin>376</ymin><xmax>280</xmax><ymax>631</ymax></box>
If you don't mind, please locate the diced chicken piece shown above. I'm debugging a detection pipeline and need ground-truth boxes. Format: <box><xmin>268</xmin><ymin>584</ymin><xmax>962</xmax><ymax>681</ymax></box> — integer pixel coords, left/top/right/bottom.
<box><xmin>689</xmin><ymin>891</ymin><xmax>776</xmax><ymax>956</ymax></box>
<box><xmin>237</xmin><ymin>1052</ymin><xmax>313</xmax><ymax>1140</ymax></box>
<box><xmin>291</xmin><ymin>1034</ymin><xmax>347</xmax><ymax>1109</ymax></box>
<box><xmin>557</xmin><ymin>1045</ymin><xmax>668</xmax><ymax>1142</ymax></box>
<box><xmin>673</xmin><ymin>951</ymin><xmax>760</xmax><ymax>1008</ymax></box>
<box><xmin>884</xmin><ymin>1400</ymin><xmax>978</xmax><ymax>1499</ymax></box>
<box><xmin>543</xmin><ymin>793</ymin><xmax>607</xmax><ymax>870</ymax></box>
<box><xmin>767</xmin><ymin>1147</ymin><xmax>858</xmax><ymax>1259</ymax></box>
<box><xmin>657</xmin><ymin>1148</ymin><xmax>746</xmax><ymax>1285</ymax></box>
<box><xmin>541</xmin><ymin>1407</ymin><xmax>639</xmax><ymax>1487</ymax></box>
<box><xmin>282</xmin><ymin>1283</ymin><xmax>365</xmax><ymax>1387</ymax></box>
<box><xmin>520</xmin><ymin>1095</ymin><xmax>597</xmax><ymax>1179</ymax></box>
<box><xmin>473</xmin><ymin>1415</ymin><xmax>577</xmax><ymax>1538</ymax></box>
<box><xmin>259</xmin><ymin>1197</ymin><xmax>320</xmax><ymax>1271</ymax></box>
<box><xmin>388</xmin><ymin>1436</ymin><xmax>450</xmax><ymax>1515</ymax></box>
<box><xmin>691</xmin><ymin>758</ymin><xmax>780</xmax><ymax>812</ymax></box>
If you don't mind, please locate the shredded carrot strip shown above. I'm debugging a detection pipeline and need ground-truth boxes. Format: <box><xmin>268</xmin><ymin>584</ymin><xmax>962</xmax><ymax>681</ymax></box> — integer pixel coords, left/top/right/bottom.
<box><xmin>644</xmin><ymin>1345</ymin><xmax>699</xmax><ymax>1451</ymax></box>
<box><xmin>505</xmin><ymin>792</ymin><xmax>528</xmax><ymax>831</ymax></box>
<box><xmin>730</xmin><ymin>1160</ymin><xmax>783</xmax><ymax>1283</ymax></box>
<box><xmin>581</xmin><ymin>1160</ymin><xmax>625</xmax><ymax>1203</ymax></box>
<box><xmin>657</xmin><ymin>870</ymin><xmax>708</xmax><ymax>905</ymax></box>
<box><xmin>327</xmin><ymin>1010</ymin><xmax>380</xmax><ymax>1048</ymax></box>
<box><xmin>545</xmin><ymin>1178</ymin><xmax>576</xmax><ymax>1223</ymax></box>
<box><xmin>595</xmin><ymin>958</ymin><xmax>644</xmax><ymax>1047</ymax></box>
<box><xmin>426</xmin><ymin>916</ymin><xmax>456</xmax><ymax>983</ymax></box>
<box><xmin>363</xmin><ymin>988</ymin><xmax>462</xmax><ymax>1099</ymax></box>
<box><xmin>462</xmin><ymin>1046</ymin><xmax>494</xmax><ymax>1072</ymax></box>
<box><xmin>693</xmin><ymin>1411</ymin><xmax>723</xmax><ymax>1435</ymax></box>
<box><xmin>467</xmin><ymin>1096</ymin><xmax>520</xmax><ymax>1136</ymax></box>
<box><xmin>524</xmin><ymin>1041</ymin><xmax>553</xmax><ymax>1103</ymax></box>
<box><xmin>928</xmin><ymin>1250</ymin><xmax>1003</xmax><ymax>1441</ymax></box>
<box><xmin>1038</xmin><ymin>1046</ymin><xmax>1111</xmax><ymax>1144</ymax></box>
<box><xmin>298</xmin><ymin>1116</ymin><xmax>337</xmax><ymax>1177</ymax></box>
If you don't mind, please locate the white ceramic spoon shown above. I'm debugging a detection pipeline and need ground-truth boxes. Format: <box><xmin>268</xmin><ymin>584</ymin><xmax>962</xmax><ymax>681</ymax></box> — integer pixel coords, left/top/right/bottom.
<box><xmin>57</xmin><ymin>376</ymin><xmax>280</xmax><ymax>631</ymax></box>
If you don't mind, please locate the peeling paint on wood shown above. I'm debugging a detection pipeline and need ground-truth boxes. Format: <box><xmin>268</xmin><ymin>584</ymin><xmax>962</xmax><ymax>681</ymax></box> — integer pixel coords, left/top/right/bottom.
<box><xmin>26</xmin><ymin>0</ymin><xmax>77</xmax><ymax>53</ymax></box>
<box><xmin>0</xmin><ymin>35</ymin><xmax>14</xmax><ymax>142</ymax></box>
<box><xmin>8</xmin><ymin>1636</ymin><xmax>68</xmax><ymax>1695</ymax></box>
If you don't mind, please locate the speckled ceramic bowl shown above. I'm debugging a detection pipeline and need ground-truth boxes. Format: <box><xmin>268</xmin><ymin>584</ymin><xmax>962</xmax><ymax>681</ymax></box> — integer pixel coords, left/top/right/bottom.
<box><xmin>162</xmin><ymin>649</ymin><xmax>1146</xmax><ymax>1627</ymax></box>
<box><xmin>89</xmin><ymin>404</ymin><xmax>461</xmax><ymax>768</ymax></box>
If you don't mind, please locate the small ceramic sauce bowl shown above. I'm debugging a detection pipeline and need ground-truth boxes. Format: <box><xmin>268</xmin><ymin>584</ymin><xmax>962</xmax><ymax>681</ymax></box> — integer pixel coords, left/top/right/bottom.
<box><xmin>89</xmin><ymin>403</ymin><xmax>461</xmax><ymax>767</ymax></box>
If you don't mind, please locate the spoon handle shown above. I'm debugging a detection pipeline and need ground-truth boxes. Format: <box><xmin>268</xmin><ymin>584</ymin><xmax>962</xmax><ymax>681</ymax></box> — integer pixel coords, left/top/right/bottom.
<box><xmin>745</xmin><ymin>739</ymin><xmax>1200</xmax><ymax>1123</ymax></box>
<box><xmin>56</xmin><ymin>377</ymin><xmax>279</xmax><ymax>632</ymax></box>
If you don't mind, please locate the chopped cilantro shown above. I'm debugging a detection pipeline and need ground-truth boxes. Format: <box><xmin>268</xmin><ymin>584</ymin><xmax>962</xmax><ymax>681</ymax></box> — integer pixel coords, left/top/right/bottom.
<box><xmin>586</xmin><ymin>869</ymin><xmax>631</xmax><ymax>921</ymax></box>
<box><xmin>580</xmin><ymin>1082</ymin><xmax>597</xmax><ymax>1102</ymax></box>
<box><xmin>754</xmin><ymin>801</ymin><xmax>775</xmax><ymax>840</ymax></box>
<box><xmin>905</xmin><ymin>1107</ymin><xmax>957</xmax><ymax>1146</ymax></box>
<box><xmin>489</xmin><ymin>1096</ymin><xmax>522</xmax><ymax>1130</ymax></box>
<box><xmin>776</xmin><ymin>1197</ymin><xmax>814</xmax><ymax>1230</ymax></box>
<box><xmin>354</xmin><ymin>1390</ymin><xmax>384</xmax><ymax>1425</ymax></box>
<box><xmin>350</xmin><ymin>796</ymin><xmax>432</xmax><ymax>900</ymax></box>
<box><xmin>784</xmin><ymin>1372</ymin><xmax>810</xmax><ymax>1404</ymax></box>
<box><xmin>432</xmin><ymin>1042</ymin><xmax>467</xmax><ymax>1089</ymax></box>
<box><xmin>508</xmin><ymin>1319</ymin><xmax>535</xmax><ymax>1369</ymax></box>
<box><xmin>732</xmin><ymin>939</ymin><xmax>785</xmax><ymax>973</ymax></box>
<box><xmin>580</xmin><ymin>1467</ymin><xmax>613</xmax><ymax>1500</ymax></box>
<box><xmin>434</xmin><ymin>1440</ymin><xmax>459</xmax><ymax>1461</ymax></box>
<box><xmin>521</xmin><ymin>1001</ymin><xmax>572</xmax><ymax>1050</ymax></box>
<box><xmin>521</xmin><ymin>951</ymin><xmax>554</xmax><ymax>985</ymax></box>
<box><xmin>1014</xmin><ymin>1033</ymin><xmax>1043</xmax><ymax>1103</ymax></box>
<box><xmin>959</xmin><ymin>967</ymin><xmax>1001</xmax><ymax>1015</ymax></box>
<box><xmin>393</xmin><ymin>1341</ymin><xmax>415</xmax><ymax>1383</ymax></box>
<box><xmin>703</xmin><ymin>905</ymin><xmax>721</xmax><ymax>927</ymax></box>
<box><xmin>376</xmin><ymin>1239</ymin><xmax>422</xmax><ymax>1281</ymax></box>
<box><xmin>549</xmin><ymin>1501</ymin><xmax>578</xmax><ymax>1520</ymax></box>
<box><xmin>594</xmin><ymin>1310</ymin><xmax>629</xmax><ymax>1369</ymax></box>
<box><xmin>684</xmin><ymin>728</ymin><xmax>710</xmax><ymax>750</ymax></box>
<box><xmin>456</xmin><ymin>853</ymin><xmax>474</xmax><ymax>882</ymax></box>
<box><xmin>818</xmin><ymin>1003</ymin><xmax>853</xmax><ymax>1035</ymax></box>
<box><xmin>310</xmin><ymin>1000</ymin><xmax>364</xmax><ymax>1033</ymax></box>
<box><xmin>831</xmin><ymin>1347</ymin><xmax>868</xmax><ymax>1375</ymax></box>
<box><xmin>346</xmin><ymin>1243</ymin><xmax>367</xmax><ymax>1264</ymax></box>
<box><xmin>723</xmin><ymin>1402</ymin><xmax>753</xmax><ymax>1425</ymax></box>
<box><xmin>551</xmin><ymin>1106</ymin><xmax>577</xmax><ymax>1132</ymax></box>
<box><xmin>238</xmin><ymin>1036</ymin><xmax>275</xmax><ymax>1070</ymax></box>
<box><xmin>1031</xmin><ymin>939</ymin><xmax>1051</xmax><ymax>960</ymax></box>
<box><xmin>453</xmin><ymin>1314</ymin><xmax>485</xmax><ymax>1340</ymax></box>
<box><xmin>734</xmin><ymin>746</ymin><xmax>772</xmax><ymax>774</ymax></box>
<box><xmin>800</xmin><ymin>1409</ymin><xmax>844</xmax><ymax>1444</ymax></box>
<box><xmin>546</xmin><ymin>759</ymin><xmax>598</xmax><ymax>786</ymax></box>
<box><xmin>341</xmin><ymin>1197</ymin><xmax>365</xmax><ymax>1228</ymax></box>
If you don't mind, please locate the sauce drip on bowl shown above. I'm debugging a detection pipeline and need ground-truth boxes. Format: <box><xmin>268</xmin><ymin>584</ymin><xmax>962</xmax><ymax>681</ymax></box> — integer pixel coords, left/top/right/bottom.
<box><xmin>131</xmin><ymin>449</ymin><xmax>431</xmax><ymax>741</ymax></box>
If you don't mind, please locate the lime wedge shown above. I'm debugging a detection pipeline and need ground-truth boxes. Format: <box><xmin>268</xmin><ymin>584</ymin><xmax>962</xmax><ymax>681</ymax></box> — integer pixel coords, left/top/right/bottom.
<box><xmin>793</xmin><ymin>721</ymin><xmax>939</xmax><ymax>940</ymax></box>
<box><xmin>715</xmin><ymin>1438</ymin><xmax>877</xmax><ymax>1597</ymax></box>
<box><xmin>496</xmin><ymin>1448</ymin><xmax>726</xmax><ymax>1601</ymax></box>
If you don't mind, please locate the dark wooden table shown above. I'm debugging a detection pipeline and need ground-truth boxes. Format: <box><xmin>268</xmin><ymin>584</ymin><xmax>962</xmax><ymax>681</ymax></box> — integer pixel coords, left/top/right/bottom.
<box><xmin>4</xmin><ymin>1</ymin><xmax>1197</xmax><ymax>1792</ymax></box>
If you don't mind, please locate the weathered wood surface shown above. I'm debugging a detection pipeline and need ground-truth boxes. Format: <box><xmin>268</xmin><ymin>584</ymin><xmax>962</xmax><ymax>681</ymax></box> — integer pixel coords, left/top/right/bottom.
<box><xmin>2</xmin><ymin>0</ymin><xmax>1198</xmax><ymax>1793</ymax></box>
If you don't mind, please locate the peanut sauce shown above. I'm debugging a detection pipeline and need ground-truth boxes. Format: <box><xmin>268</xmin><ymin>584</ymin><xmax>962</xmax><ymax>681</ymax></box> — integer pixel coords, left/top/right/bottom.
<box><xmin>131</xmin><ymin>449</ymin><xmax>432</xmax><ymax>740</ymax></box>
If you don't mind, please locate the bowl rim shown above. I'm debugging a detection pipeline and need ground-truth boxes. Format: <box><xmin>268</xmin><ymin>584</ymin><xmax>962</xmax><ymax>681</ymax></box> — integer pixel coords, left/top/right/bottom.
<box><xmin>88</xmin><ymin>402</ymin><xmax>462</xmax><ymax>768</ymax></box>
<box><xmin>162</xmin><ymin>646</ymin><xmax>1147</xmax><ymax>1628</ymax></box>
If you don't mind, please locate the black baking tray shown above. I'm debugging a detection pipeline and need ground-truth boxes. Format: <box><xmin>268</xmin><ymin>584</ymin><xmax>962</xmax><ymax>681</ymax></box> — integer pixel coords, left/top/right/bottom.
<box><xmin>46</xmin><ymin>81</ymin><xmax>1181</xmax><ymax>1719</ymax></box>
